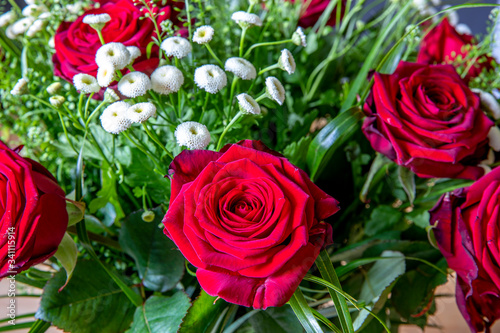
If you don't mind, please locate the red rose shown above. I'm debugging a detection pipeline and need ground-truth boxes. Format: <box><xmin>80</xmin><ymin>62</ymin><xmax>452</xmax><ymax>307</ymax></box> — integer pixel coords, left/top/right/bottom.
<box><xmin>287</xmin><ymin>0</ymin><xmax>345</xmax><ymax>27</ymax></box>
<box><xmin>53</xmin><ymin>0</ymin><xmax>181</xmax><ymax>82</ymax></box>
<box><xmin>417</xmin><ymin>18</ymin><xmax>493</xmax><ymax>81</ymax></box>
<box><xmin>362</xmin><ymin>61</ymin><xmax>494</xmax><ymax>180</ymax></box>
<box><xmin>162</xmin><ymin>140</ymin><xmax>339</xmax><ymax>308</ymax></box>
<box><xmin>429</xmin><ymin>166</ymin><xmax>500</xmax><ymax>332</ymax></box>
<box><xmin>0</xmin><ymin>141</ymin><xmax>68</xmax><ymax>278</ymax></box>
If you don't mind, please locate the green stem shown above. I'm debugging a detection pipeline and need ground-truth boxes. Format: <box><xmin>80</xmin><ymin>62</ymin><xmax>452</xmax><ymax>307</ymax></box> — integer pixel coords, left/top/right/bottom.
<box><xmin>258</xmin><ymin>63</ymin><xmax>279</xmax><ymax>76</ymax></box>
<box><xmin>185</xmin><ymin>0</ymin><xmax>193</xmax><ymax>41</ymax></box>
<box><xmin>169</xmin><ymin>94</ymin><xmax>180</xmax><ymax>120</ymax></box>
<box><xmin>199</xmin><ymin>92</ymin><xmax>210</xmax><ymax>122</ymax></box>
<box><xmin>239</xmin><ymin>27</ymin><xmax>248</xmax><ymax>57</ymax></box>
<box><xmin>142</xmin><ymin>122</ymin><xmax>174</xmax><ymax>159</ymax></box>
<box><xmin>228</xmin><ymin>77</ymin><xmax>239</xmax><ymax>118</ymax></box>
<box><xmin>85</xmin><ymin>101</ymin><xmax>108</xmax><ymax>128</ymax></box>
<box><xmin>57</xmin><ymin>111</ymin><xmax>78</xmax><ymax>154</ymax></box>
<box><xmin>244</xmin><ymin>39</ymin><xmax>293</xmax><ymax>58</ymax></box>
<box><xmin>78</xmin><ymin>93</ymin><xmax>85</xmax><ymax>121</ymax></box>
<box><xmin>84</xmin><ymin>93</ymin><xmax>95</xmax><ymax>119</ymax></box>
<box><xmin>122</xmin><ymin>131</ymin><xmax>164</xmax><ymax>172</ymax></box>
<box><xmin>254</xmin><ymin>93</ymin><xmax>267</xmax><ymax>103</ymax></box>
<box><xmin>205</xmin><ymin>43</ymin><xmax>223</xmax><ymax>67</ymax></box>
<box><xmin>216</xmin><ymin>111</ymin><xmax>243</xmax><ymax>151</ymax></box>
<box><xmin>96</xmin><ymin>29</ymin><xmax>106</xmax><ymax>45</ymax></box>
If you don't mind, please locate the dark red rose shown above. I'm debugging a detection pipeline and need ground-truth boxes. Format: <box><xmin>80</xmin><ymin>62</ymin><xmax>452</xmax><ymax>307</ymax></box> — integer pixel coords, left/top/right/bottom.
<box><xmin>0</xmin><ymin>141</ymin><xmax>68</xmax><ymax>278</ymax></box>
<box><xmin>162</xmin><ymin>140</ymin><xmax>339</xmax><ymax>308</ymax></box>
<box><xmin>287</xmin><ymin>0</ymin><xmax>345</xmax><ymax>27</ymax></box>
<box><xmin>53</xmin><ymin>0</ymin><xmax>182</xmax><ymax>82</ymax></box>
<box><xmin>429</xmin><ymin>166</ymin><xmax>500</xmax><ymax>332</ymax></box>
<box><xmin>362</xmin><ymin>61</ymin><xmax>494</xmax><ymax>180</ymax></box>
<box><xmin>417</xmin><ymin>18</ymin><xmax>493</xmax><ymax>81</ymax></box>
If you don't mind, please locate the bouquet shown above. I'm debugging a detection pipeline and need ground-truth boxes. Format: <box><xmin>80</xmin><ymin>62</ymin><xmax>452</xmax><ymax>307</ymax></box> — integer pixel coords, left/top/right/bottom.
<box><xmin>1</xmin><ymin>0</ymin><xmax>500</xmax><ymax>332</ymax></box>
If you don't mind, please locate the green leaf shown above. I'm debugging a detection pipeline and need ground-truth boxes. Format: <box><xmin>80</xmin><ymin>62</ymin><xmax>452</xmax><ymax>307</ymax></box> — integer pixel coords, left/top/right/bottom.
<box><xmin>398</xmin><ymin>166</ymin><xmax>416</xmax><ymax>205</ymax></box>
<box><xmin>283</xmin><ymin>136</ymin><xmax>312</xmax><ymax>170</ymax></box>
<box><xmin>89</xmin><ymin>162</ymin><xmax>125</xmax><ymax>223</ymax></box>
<box><xmin>36</xmin><ymin>260</ymin><xmax>136</xmax><ymax>333</ymax></box>
<box><xmin>179</xmin><ymin>290</ymin><xmax>228</xmax><ymax>333</ymax></box>
<box><xmin>365</xmin><ymin>205</ymin><xmax>404</xmax><ymax>237</ymax></box>
<box><xmin>248</xmin><ymin>306</ymin><xmax>303</xmax><ymax>333</ymax></box>
<box><xmin>66</xmin><ymin>200</ymin><xmax>85</xmax><ymax>227</ymax></box>
<box><xmin>316</xmin><ymin>250</ymin><xmax>354</xmax><ymax>333</ymax></box>
<box><xmin>306</xmin><ymin>107</ymin><xmax>364</xmax><ymax>181</ymax></box>
<box><xmin>27</xmin><ymin>319</ymin><xmax>50</xmax><ymax>333</ymax></box>
<box><xmin>119</xmin><ymin>207</ymin><xmax>185</xmax><ymax>292</ymax></box>
<box><xmin>353</xmin><ymin>251</ymin><xmax>405</xmax><ymax>330</ymax></box>
<box><xmin>359</xmin><ymin>153</ymin><xmax>391</xmax><ymax>203</ymax></box>
<box><xmin>288</xmin><ymin>288</ymin><xmax>323</xmax><ymax>333</ymax></box>
<box><xmin>53</xmin><ymin>232</ymin><xmax>78</xmax><ymax>290</ymax></box>
<box><xmin>127</xmin><ymin>293</ymin><xmax>191</xmax><ymax>333</ymax></box>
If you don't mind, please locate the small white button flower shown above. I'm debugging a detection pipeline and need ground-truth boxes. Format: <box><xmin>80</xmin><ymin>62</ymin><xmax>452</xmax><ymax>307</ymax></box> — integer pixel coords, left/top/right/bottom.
<box><xmin>161</xmin><ymin>36</ymin><xmax>192</xmax><ymax>59</ymax></box>
<box><xmin>126</xmin><ymin>102</ymin><xmax>157</xmax><ymax>123</ymax></box>
<box><xmin>95</xmin><ymin>42</ymin><xmax>131</xmax><ymax>70</ymax></box>
<box><xmin>26</xmin><ymin>19</ymin><xmax>45</xmax><ymax>37</ymax></box>
<box><xmin>83</xmin><ymin>13</ymin><xmax>111</xmax><ymax>25</ymax></box>
<box><xmin>224</xmin><ymin>57</ymin><xmax>256</xmax><ymax>80</ymax></box>
<box><xmin>278</xmin><ymin>49</ymin><xmax>296</xmax><ymax>75</ymax></box>
<box><xmin>126</xmin><ymin>46</ymin><xmax>141</xmax><ymax>64</ymax></box>
<box><xmin>46</xmin><ymin>82</ymin><xmax>62</xmax><ymax>95</ymax></box>
<box><xmin>49</xmin><ymin>95</ymin><xmax>66</xmax><ymax>108</ymax></box>
<box><xmin>175</xmin><ymin>122</ymin><xmax>211</xmax><ymax>149</ymax></box>
<box><xmin>117</xmin><ymin>72</ymin><xmax>151</xmax><ymax>98</ymax></box>
<box><xmin>0</xmin><ymin>11</ymin><xmax>15</xmax><ymax>28</ymax></box>
<box><xmin>237</xmin><ymin>93</ymin><xmax>261</xmax><ymax>115</ymax></box>
<box><xmin>292</xmin><ymin>27</ymin><xmax>307</xmax><ymax>47</ymax></box>
<box><xmin>11</xmin><ymin>78</ymin><xmax>29</xmax><ymax>96</ymax></box>
<box><xmin>194</xmin><ymin>65</ymin><xmax>227</xmax><ymax>94</ymax></box>
<box><xmin>11</xmin><ymin>17</ymin><xmax>34</xmax><ymax>35</ymax></box>
<box><xmin>100</xmin><ymin>101</ymin><xmax>132</xmax><ymax>134</ymax></box>
<box><xmin>5</xmin><ymin>26</ymin><xmax>16</xmax><ymax>40</ymax></box>
<box><xmin>22</xmin><ymin>4</ymin><xmax>47</xmax><ymax>18</ymax></box>
<box><xmin>104</xmin><ymin>88</ymin><xmax>120</xmax><ymax>103</ymax></box>
<box><xmin>193</xmin><ymin>25</ymin><xmax>214</xmax><ymax>44</ymax></box>
<box><xmin>151</xmin><ymin>65</ymin><xmax>184</xmax><ymax>95</ymax></box>
<box><xmin>265</xmin><ymin>77</ymin><xmax>285</xmax><ymax>105</ymax></box>
<box><xmin>97</xmin><ymin>62</ymin><xmax>116</xmax><ymax>87</ymax></box>
<box><xmin>231</xmin><ymin>11</ymin><xmax>262</xmax><ymax>28</ymax></box>
<box><xmin>73</xmin><ymin>74</ymin><xmax>100</xmax><ymax>94</ymax></box>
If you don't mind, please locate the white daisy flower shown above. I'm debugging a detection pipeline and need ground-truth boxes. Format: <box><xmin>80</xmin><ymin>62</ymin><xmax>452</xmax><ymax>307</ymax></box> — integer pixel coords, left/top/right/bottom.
<box><xmin>11</xmin><ymin>17</ymin><xmax>34</xmax><ymax>35</ymax></box>
<box><xmin>126</xmin><ymin>102</ymin><xmax>157</xmax><ymax>123</ymax></box>
<box><xmin>10</xmin><ymin>78</ymin><xmax>28</xmax><ymax>96</ymax></box>
<box><xmin>237</xmin><ymin>93</ymin><xmax>261</xmax><ymax>115</ymax></box>
<box><xmin>265</xmin><ymin>77</ymin><xmax>285</xmax><ymax>105</ymax></box>
<box><xmin>5</xmin><ymin>25</ymin><xmax>16</xmax><ymax>39</ymax></box>
<box><xmin>278</xmin><ymin>49</ymin><xmax>296</xmax><ymax>75</ymax></box>
<box><xmin>194</xmin><ymin>65</ymin><xmax>227</xmax><ymax>94</ymax></box>
<box><xmin>488</xmin><ymin>126</ymin><xmax>500</xmax><ymax>152</ymax></box>
<box><xmin>161</xmin><ymin>36</ymin><xmax>192</xmax><ymax>59</ymax></box>
<box><xmin>231</xmin><ymin>11</ymin><xmax>262</xmax><ymax>28</ymax></box>
<box><xmin>292</xmin><ymin>27</ymin><xmax>307</xmax><ymax>47</ymax></box>
<box><xmin>175</xmin><ymin>122</ymin><xmax>211</xmax><ymax>149</ymax></box>
<box><xmin>46</xmin><ymin>82</ymin><xmax>62</xmax><ymax>95</ymax></box>
<box><xmin>0</xmin><ymin>11</ymin><xmax>15</xmax><ymax>28</ymax></box>
<box><xmin>95</xmin><ymin>42</ymin><xmax>131</xmax><ymax>70</ymax></box>
<box><xmin>73</xmin><ymin>74</ymin><xmax>100</xmax><ymax>94</ymax></box>
<box><xmin>49</xmin><ymin>95</ymin><xmax>65</xmax><ymax>108</ymax></box>
<box><xmin>193</xmin><ymin>25</ymin><xmax>214</xmax><ymax>44</ymax></box>
<box><xmin>100</xmin><ymin>101</ymin><xmax>132</xmax><ymax>134</ymax></box>
<box><xmin>117</xmin><ymin>72</ymin><xmax>151</xmax><ymax>98</ymax></box>
<box><xmin>97</xmin><ymin>62</ymin><xmax>116</xmax><ymax>87</ymax></box>
<box><xmin>224</xmin><ymin>57</ymin><xmax>256</xmax><ymax>80</ymax></box>
<box><xmin>22</xmin><ymin>4</ymin><xmax>47</xmax><ymax>18</ymax></box>
<box><xmin>26</xmin><ymin>19</ymin><xmax>45</xmax><ymax>37</ymax></box>
<box><xmin>83</xmin><ymin>13</ymin><xmax>111</xmax><ymax>25</ymax></box>
<box><xmin>104</xmin><ymin>88</ymin><xmax>120</xmax><ymax>103</ymax></box>
<box><xmin>151</xmin><ymin>65</ymin><xmax>184</xmax><ymax>95</ymax></box>
<box><xmin>126</xmin><ymin>46</ymin><xmax>141</xmax><ymax>64</ymax></box>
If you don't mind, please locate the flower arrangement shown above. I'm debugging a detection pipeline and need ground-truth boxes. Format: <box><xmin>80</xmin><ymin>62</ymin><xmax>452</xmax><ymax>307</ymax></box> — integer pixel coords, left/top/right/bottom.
<box><xmin>1</xmin><ymin>0</ymin><xmax>500</xmax><ymax>332</ymax></box>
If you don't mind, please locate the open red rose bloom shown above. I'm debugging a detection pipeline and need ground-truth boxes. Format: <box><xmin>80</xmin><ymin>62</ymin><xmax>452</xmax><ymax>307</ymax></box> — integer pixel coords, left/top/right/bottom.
<box><xmin>362</xmin><ymin>61</ymin><xmax>493</xmax><ymax>180</ymax></box>
<box><xmin>0</xmin><ymin>141</ymin><xmax>68</xmax><ymax>278</ymax></box>
<box><xmin>429</xmin><ymin>166</ymin><xmax>500</xmax><ymax>332</ymax></box>
<box><xmin>162</xmin><ymin>140</ymin><xmax>339</xmax><ymax>309</ymax></box>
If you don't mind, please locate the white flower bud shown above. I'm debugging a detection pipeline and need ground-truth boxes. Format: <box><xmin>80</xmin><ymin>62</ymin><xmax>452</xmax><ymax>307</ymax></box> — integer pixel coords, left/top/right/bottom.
<box><xmin>126</xmin><ymin>102</ymin><xmax>157</xmax><ymax>123</ymax></box>
<box><xmin>193</xmin><ymin>25</ymin><xmax>214</xmax><ymax>44</ymax></box>
<box><xmin>194</xmin><ymin>65</ymin><xmax>227</xmax><ymax>94</ymax></box>
<box><xmin>265</xmin><ymin>77</ymin><xmax>285</xmax><ymax>105</ymax></box>
<box><xmin>73</xmin><ymin>74</ymin><xmax>100</xmax><ymax>94</ymax></box>
<box><xmin>0</xmin><ymin>11</ymin><xmax>15</xmax><ymax>28</ymax></box>
<box><xmin>100</xmin><ymin>101</ymin><xmax>132</xmax><ymax>134</ymax></box>
<box><xmin>46</xmin><ymin>82</ymin><xmax>62</xmax><ymax>95</ymax></box>
<box><xmin>488</xmin><ymin>126</ymin><xmax>500</xmax><ymax>152</ymax></box>
<box><xmin>83</xmin><ymin>13</ymin><xmax>111</xmax><ymax>30</ymax></box>
<box><xmin>231</xmin><ymin>11</ymin><xmax>262</xmax><ymax>28</ymax></box>
<box><xmin>49</xmin><ymin>95</ymin><xmax>66</xmax><ymax>107</ymax></box>
<box><xmin>95</xmin><ymin>42</ymin><xmax>131</xmax><ymax>70</ymax></box>
<box><xmin>237</xmin><ymin>93</ymin><xmax>261</xmax><ymax>115</ymax></box>
<box><xmin>117</xmin><ymin>72</ymin><xmax>151</xmax><ymax>98</ymax></box>
<box><xmin>26</xmin><ymin>19</ymin><xmax>45</xmax><ymax>37</ymax></box>
<box><xmin>126</xmin><ymin>46</ymin><xmax>141</xmax><ymax>64</ymax></box>
<box><xmin>278</xmin><ymin>49</ymin><xmax>296</xmax><ymax>75</ymax></box>
<box><xmin>151</xmin><ymin>65</ymin><xmax>184</xmax><ymax>95</ymax></box>
<box><xmin>11</xmin><ymin>17</ymin><xmax>34</xmax><ymax>35</ymax></box>
<box><xmin>11</xmin><ymin>78</ymin><xmax>29</xmax><ymax>96</ymax></box>
<box><xmin>473</xmin><ymin>89</ymin><xmax>500</xmax><ymax>120</ymax></box>
<box><xmin>38</xmin><ymin>12</ymin><xmax>51</xmax><ymax>20</ymax></box>
<box><xmin>161</xmin><ymin>36</ymin><xmax>192</xmax><ymax>59</ymax></box>
<box><xmin>97</xmin><ymin>62</ymin><xmax>116</xmax><ymax>87</ymax></box>
<box><xmin>292</xmin><ymin>27</ymin><xmax>307</xmax><ymax>47</ymax></box>
<box><xmin>104</xmin><ymin>88</ymin><xmax>120</xmax><ymax>103</ymax></box>
<box><xmin>22</xmin><ymin>4</ymin><xmax>47</xmax><ymax>18</ymax></box>
<box><xmin>142</xmin><ymin>211</ymin><xmax>155</xmax><ymax>222</ymax></box>
<box><xmin>5</xmin><ymin>25</ymin><xmax>16</xmax><ymax>39</ymax></box>
<box><xmin>224</xmin><ymin>57</ymin><xmax>256</xmax><ymax>80</ymax></box>
<box><xmin>175</xmin><ymin>122</ymin><xmax>211</xmax><ymax>149</ymax></box>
